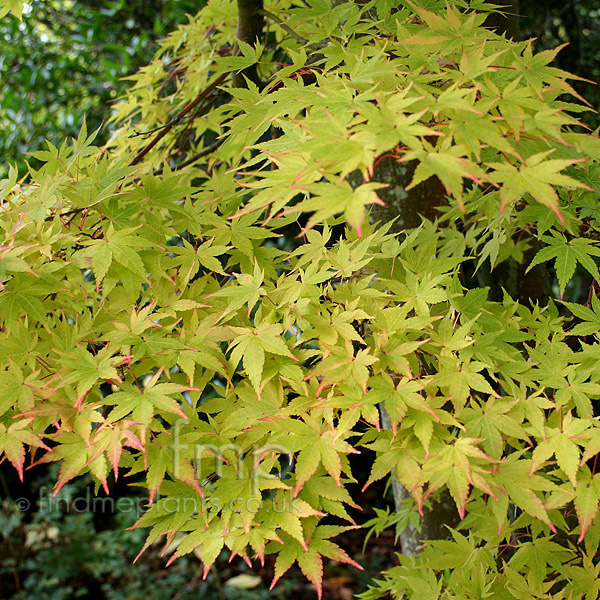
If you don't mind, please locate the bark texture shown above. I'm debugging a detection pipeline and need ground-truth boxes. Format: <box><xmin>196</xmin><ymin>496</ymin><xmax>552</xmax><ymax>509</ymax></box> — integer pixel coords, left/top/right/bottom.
<box><xmin>350</xmin><ymin>157</ymin><xmax>446</xmax><ymax>233</ymax></box>
<box><xmin>477</xmin><ymin>241</ymin><xmax>552</xmax><ymax>304</ymax></box>
<box><xmin>378</xmin><ymin>403</ymin><xmax>421</xmax><ymax>557</ymax></box>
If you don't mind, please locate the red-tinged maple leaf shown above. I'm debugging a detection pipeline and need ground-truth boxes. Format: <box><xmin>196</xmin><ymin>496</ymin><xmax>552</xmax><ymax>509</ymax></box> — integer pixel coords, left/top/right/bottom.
<box><xmin>269</xmin><ymin>526</ymin><xmax>361</xmax><ymax>599</ymax></box>
<box><xmin>86</xmin><ymin>421</ymin><xmax>145</xmax><ymax>481</ymax></box>
<box><xmin>575</xmin><ymin>471</ymin><xmax>600</xmax><ymax>543</ymax></box>
<box><xmin>0</xmin><ymin>420</ymin><xmax>50</xmax><ymax>481</ymax></box>
<box><xmin>298</xmin><ymin>548</ymin><xmax>324</xmax><ymax>598</ymax></box>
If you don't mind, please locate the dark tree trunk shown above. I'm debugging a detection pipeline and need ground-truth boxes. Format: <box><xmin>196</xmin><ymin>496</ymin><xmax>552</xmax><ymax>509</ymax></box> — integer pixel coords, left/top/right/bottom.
<box><xmin>234</xmin><ymin>0</ymin><xmax>547</xmax><ymax>559</ymax></box>
<box><xmin>351</xmin><ymin>157</ymin><xmax>446</xmax><ymax>232</ymax></box>
<box><xmin>234</xmin><ymin>0</ymin><xmax>264</xmax><ymax>88</ymax></box>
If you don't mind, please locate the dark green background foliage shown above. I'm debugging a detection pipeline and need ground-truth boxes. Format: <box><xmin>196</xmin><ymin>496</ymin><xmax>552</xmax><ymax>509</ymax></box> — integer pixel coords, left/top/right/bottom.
<box><xmin>0</xmin><ymin>0</ymin><xmax>202</xmax><ymax>178</ymax></box>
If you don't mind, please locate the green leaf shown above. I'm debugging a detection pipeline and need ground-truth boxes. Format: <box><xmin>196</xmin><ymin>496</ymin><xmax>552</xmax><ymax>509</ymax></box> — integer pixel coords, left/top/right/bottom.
<box><xmin>528</xmin><ymin>232</ymin><xmax>600</xmax><ymax>296</ymax></box>
<box><xmin>575</xmin><ymin>471</ymin><xmax>600</xmax><ymax>542</ymax></box>
<box><xmin>0</xmin><ymin>0</ymin><xmax>23</xmax><ymax>20</ymax></box>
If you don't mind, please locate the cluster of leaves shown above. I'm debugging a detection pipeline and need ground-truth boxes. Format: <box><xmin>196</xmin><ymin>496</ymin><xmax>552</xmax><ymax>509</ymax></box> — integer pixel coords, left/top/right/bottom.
<box><xmin>2</xmin><ymin>0</ymin><xmax>600</xmax><ymax>598</ymax></box>
<box><xmin>521</xmin><ymin>0</ymin><xmax>600</xmax><ymax>130</ymax></box>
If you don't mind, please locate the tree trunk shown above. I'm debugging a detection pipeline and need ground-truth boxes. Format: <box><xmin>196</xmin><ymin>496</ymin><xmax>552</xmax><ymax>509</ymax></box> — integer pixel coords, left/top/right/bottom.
<box><xmin>350</xmin><ymin>157</ymin><xmax>445</xmax><ymax>232</ymax></box>
<box><xmin>234</xmin><ymin>0</ymin><xmax>264</xmax><ymax>88</ymax></box>
<box><xmin>366</xmin><ymin>160</ymin><xmax>460</xmax><ymax>555</ymax></box>
<box><xmin>234</xmin><ymin>0</ymin><xmax>544</xmax><ymax>559</ymax></box>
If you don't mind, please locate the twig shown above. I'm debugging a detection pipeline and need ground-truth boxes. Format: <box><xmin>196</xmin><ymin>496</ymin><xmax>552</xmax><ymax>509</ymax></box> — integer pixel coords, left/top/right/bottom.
<box><xmin>153</xmin><ymin>139</ymin><xmax>225</xmax><ymax>176</ymax></box>
<box><xmin>211</xmin><ymin>564</ymin><xmax>227</xmax><ymax>600</ymax></box>
<box><xmin>159</xmin><ymin>66</ymin><xmax>188</xmax><ymax>92</ymax></box>
<box><xmin>259</xmin><ymin>9</ymin><xmax>308</xmax><ymax>45</ymax></box>
<box><xmin>129</xmin><ymin>122</ymin><xmax>176</xmax><ymax>139</ymax></box>
<box><xmin>170</xmin><ymin>572</ymin><xmax>202</xmax><ymax>600</ymax></box>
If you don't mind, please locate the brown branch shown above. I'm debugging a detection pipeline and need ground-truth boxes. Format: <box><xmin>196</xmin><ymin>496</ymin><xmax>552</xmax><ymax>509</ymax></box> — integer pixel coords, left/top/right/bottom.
<box><xmin>129</xmin><ymin>72</ymin><xmax>229</xmax><ymax>167</ymax></box>
<box><xmin>153</xmin><ymin>139</ymin><xmax>224</xmax><ymax>177</ymax></box>
<box><xmin>259</xmin><ymin>9</ymin><xmax>307</xmax><ymax>45</ymax></box>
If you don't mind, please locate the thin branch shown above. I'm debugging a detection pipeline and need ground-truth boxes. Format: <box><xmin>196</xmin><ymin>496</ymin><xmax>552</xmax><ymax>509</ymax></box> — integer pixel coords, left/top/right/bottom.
<box><xmin>153</xmin><ymin>139</ymin><xmax>225</xmax><ymax>176</ymax></box>
<box><xmin>170</xmin><ymin>573</ymin><xmax>202</xmax><ymax>600</ymax></box>
<box><xmin>129</xmin><ymin>72</ymin><xmax>229</xmax><ymax>167</ymax></box>
<box><xmin>259</xmin><ymin>9</ymin><xmax>307</xmax><ymax>45</ymax></box>
<box><xmin>129</xmin><ymin>120</ymin><xmax>179</xmax><ymax>139</ymax></box>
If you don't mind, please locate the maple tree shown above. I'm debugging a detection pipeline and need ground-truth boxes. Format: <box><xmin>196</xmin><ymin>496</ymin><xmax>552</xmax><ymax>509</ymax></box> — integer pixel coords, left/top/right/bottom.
<box><xmin>1</xmin><ymin>0</ymin><xmax>600</xmax><ymax>598</ymax></box>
